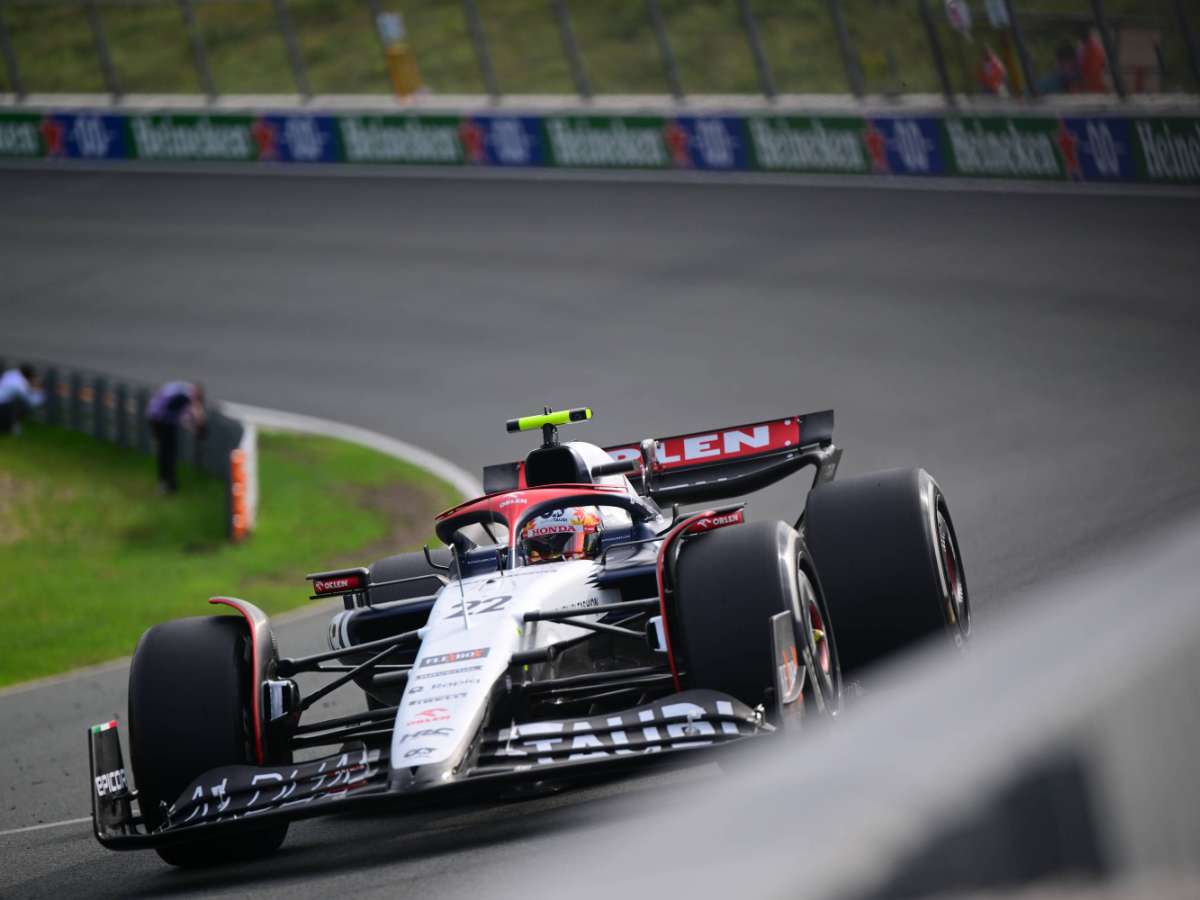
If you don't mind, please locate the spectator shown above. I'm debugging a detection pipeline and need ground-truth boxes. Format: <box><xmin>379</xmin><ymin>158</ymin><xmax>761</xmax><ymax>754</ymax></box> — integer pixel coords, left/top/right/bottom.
<box><xmin>978</xmin><ymin>45</ymin><xmax>1009</xmax><ymax>96</ymax></box>
<box><xmin>0</xmin><ymin>364</ymin><xmax>45</xmax><ymax>435</ymax></box>
<box><xmin>1076</xmin><ymin>27</ymin><xmax>1108</xmax><ymax>93</ymax></box>
<box><xmin>1037</xmin><ymin>41</ymin><xmax>1080</xmax><ymax>94</ymax></box>
<box><xmin>145</xmin><ymin>381</ymin><xmax>207</xmax><ymax>495</ymax></box>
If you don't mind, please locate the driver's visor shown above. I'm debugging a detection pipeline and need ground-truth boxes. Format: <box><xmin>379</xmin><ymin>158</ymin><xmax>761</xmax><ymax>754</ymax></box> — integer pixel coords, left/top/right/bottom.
<box><xmin>525</xmin><ymin>529</ymin><xmax>590</xmax><ymax>563</ymax></box>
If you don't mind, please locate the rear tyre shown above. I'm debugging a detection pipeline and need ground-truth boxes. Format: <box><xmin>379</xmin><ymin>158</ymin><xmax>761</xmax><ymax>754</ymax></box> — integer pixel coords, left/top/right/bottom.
<box><xmin>673</xmin><ymin>520</ymin><xmax>840</xmax><ymax>713</ymax></box>
<box><xmin>804</xmin><ymin>467</ymin><xmax>969</xmax><ymax>676</ymax></box>
<box><xmin>128</xmin><ymin>616</ymin><xmax>288</xmax><ymax>867</ymax></box>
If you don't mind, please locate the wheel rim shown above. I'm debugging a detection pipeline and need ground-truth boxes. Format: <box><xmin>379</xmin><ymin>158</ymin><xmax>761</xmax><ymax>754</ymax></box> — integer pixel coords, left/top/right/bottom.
<box><xmin>936</xmin><ymin>505</ymin><xmax>970</xmax><ymax>643</ymax></box>
<box><xmin>796</xmin><ymin>567</ymin><xmax>836</xmax><ymax>713</ymax></box>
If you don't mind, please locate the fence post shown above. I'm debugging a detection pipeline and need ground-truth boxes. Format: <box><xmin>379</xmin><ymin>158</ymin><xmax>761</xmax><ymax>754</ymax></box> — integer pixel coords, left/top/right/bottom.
<box><xmin>83</xmin><ymin>0</ymin><xmax>121</xmax><ymax>100</ymax></box>
<box><xmin>1089</xmin><ymin>0</ymin><xmax>1125</xmax><ymax>98</ymax></box>
<box><xmin>462</xmin><ymin>0</ymin><xmax>499</xmax><ymax>100</ymax></box>
<box><xmin>826</xmin><ymin>0</ymin><xmax>863</xmax><ymax>98</ymax></box>
<box><xmin>736</xmin><ymin>0</ymin><xmax>776</xmax><ymax>99</ymax></box>
<box><xmin>645</xmin><ymin>0</ymin><xmax>683</xmax><ymax>101</ymax></box>
<box><xmin>114</xmin><ymin>383</ymin><xmax>129</xmax><ymax>447</ymax></box>
<box><xmin>0</xmin><ymin>3</ymin><xmax>25</xmax><ymax>100</ymax></box>
<box><xmin>1180</xmin><ymin>0</ymin><xmax>1200</xmax><ymax>88</ymax></box>
<box><xmin>918</xmin><ymin>0</ymin><xmax>954</xmax><ymax>103</ymax></box>
<box><xmin>43</xmin><ymin>369</ymin><xmax>61</xmax><ymax>426</ymax></box>
<box><xmin>30</xmin><ymin>367</ymin><xmax>45</xmax><ymax>425</ymax></box>
<box><xmin>93</xmin><ymin>376</ymin><xmax>109</xmax><ymax>442</ymax></box>
<box><xmin>177</xmin><ymin>0</ymin><xmax>217</xmax><ymax>101</ymax></box>
<box><xmin>1002</xmin><ymin>0</ymin><xmax>1037</xmax><ymax>98</ymax></box>
<box><xmin>67</xmin><ymin>372</ymin><xmax>83</xmax><ymax>431</ymax></box>
<box><xmin>552</xmin><ymin>0</ymin><xmax>591</xmax><ymax>99</ymax></box>
<box><xmin>271</xmin><ymin>0</ymin><xmax>311</xmax><ymax>99</ymax></box>
<box><xmin>135</xmin><ymin>388</ymin><xmax>150</xmax><ymax>454</ymax></box>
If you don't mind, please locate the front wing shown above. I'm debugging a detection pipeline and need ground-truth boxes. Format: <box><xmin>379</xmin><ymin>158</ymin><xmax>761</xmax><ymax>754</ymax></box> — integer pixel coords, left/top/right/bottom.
<box><xmin>90</xmin><ymin>690</ymin><xmax>768</xmax><ymax>849</ymax></box>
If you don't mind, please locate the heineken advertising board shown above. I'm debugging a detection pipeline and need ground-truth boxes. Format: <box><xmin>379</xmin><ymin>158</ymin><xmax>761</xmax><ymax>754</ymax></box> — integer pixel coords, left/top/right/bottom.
<box><xmin>130</xmin><ymin>115</ymin><xmax>256</xmax><ymax>161</ymax></box>
<box><xmin>339</xmin><ymin>115</ymin><xmax>463</xmax><ymax>165</ymax></box>
<box><xmin>744</xmin><ymin>115</ymin><xmax>947</xmax><ymax>176</ymax></box>
<box><xmin>0</xmin><ymin>112</ymin><xmax>42</xmax><ymax>157</ymax></box>
<box><xmin>1</xmin><ymin>108</ymin><xmax>1196</xmax><ymax>184</ymax></box>
<box><xmin>130</xmin><ymin>114</ymin><xmax>342</xmax><ymax>162</ymax></box>
<box><xmin>542</xmin><ymin>115</ymin><xmax>753</xmax><ymax>169</ymax></box>
<box><xmin>460</xmin><ymin>116</ymin><xmax>545</xmax><ymax>166</ymax></box>
<box><xmin>542</xmin><ymin>116</ymin><xmax>670</xmax><ymax>168</ymax></box>
<box><xmin>863</xmin><ymin>117</ymin><xmax>947</xmax><ymax>175</ymax></box>
<box><xmin>0</xmin><ymin>111</ymin><xmax>127</xmax><ymax>159</ymax></box>
<box><xmin>747</xmin><ymin>116</ymin><xmax>869</xmax><ymax>174</ymax></box>
<box><xmin>943</xmin><ymin>115</ymin><xmax>1141</xmax><ymax>182</ymax></box>
<box><xmin>1132</xmin><ymin>117</ymin><xmax>1200</xmax><ymax>183</ymax></box>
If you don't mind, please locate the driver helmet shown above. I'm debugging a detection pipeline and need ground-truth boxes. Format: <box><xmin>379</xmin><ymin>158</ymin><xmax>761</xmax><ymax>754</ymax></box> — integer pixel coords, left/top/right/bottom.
<box><xmin>520</xmin><ymin>507</ymin><xmax>603</xmax><ymax>564</ymax></box>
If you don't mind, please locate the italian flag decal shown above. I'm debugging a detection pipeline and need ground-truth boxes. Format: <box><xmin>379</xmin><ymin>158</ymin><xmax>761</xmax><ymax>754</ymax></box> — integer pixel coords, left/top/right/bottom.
<box><xmin>90</xmin><ymin>720</ymin><xmax>118</xmax><ymax>734</ymax></box>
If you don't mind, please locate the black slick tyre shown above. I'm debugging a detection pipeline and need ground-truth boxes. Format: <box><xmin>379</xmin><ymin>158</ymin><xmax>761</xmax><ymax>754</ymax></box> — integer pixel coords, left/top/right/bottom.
<box><xmin>804</xmin><ymin>467</ymin><xmax>969</xmax><ymax>676</ymax></box>
<box><xmin>673</xmin><ymin>520</ymin><xmax>839</xmax><ymax>712</ymax></box>
<box><xmin>128</xmin><ymin>615</ymin><xmax>288</xmax><ymax>867</ymax></box>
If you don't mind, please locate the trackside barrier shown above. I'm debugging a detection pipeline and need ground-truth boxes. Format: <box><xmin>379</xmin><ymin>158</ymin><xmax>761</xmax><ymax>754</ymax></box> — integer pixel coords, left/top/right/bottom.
<box><xmin>0</xmin><ymin>105</ymin><xmax>1198</xmax><ymax>185</ymax></box>
<box><xmin>229</xmin><ymin>421</ymin><xmax>258</xmax><ymax>542</ymax></box>
<box><xmin>0</xmin><ymin>354</ymin><xmax>256</xmax><ymax>541</ymax></box>
<box><xmin>524</xmin><ymin>514</ymin><xmax>1200</xmax><ymax>899</ymax></box>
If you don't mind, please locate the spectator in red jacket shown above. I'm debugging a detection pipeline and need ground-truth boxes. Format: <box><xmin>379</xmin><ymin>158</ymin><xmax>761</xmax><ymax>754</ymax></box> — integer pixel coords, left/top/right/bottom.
<box><xmin>1077</xmin><ymin>27</ymin><xmax>1109</xmax><ymax>93</ymax></box>
<box><xmin>978</xmin><ymin>45</ymin><xmax>1009</xmax><ymax>96</ymax></box>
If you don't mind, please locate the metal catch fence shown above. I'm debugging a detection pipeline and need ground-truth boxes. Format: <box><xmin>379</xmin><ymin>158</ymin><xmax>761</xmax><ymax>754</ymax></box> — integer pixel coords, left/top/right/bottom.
<box><xmin>0</xmin><ymin>0</ymin><xmax>1196</xmax><ymax>103</ymax></box>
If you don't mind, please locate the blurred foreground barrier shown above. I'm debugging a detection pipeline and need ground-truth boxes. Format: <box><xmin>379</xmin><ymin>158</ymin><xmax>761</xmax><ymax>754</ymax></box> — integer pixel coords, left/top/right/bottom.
<box><xmin>0</xmin><ymin>353</ymin><xmax>256</xmax><ymax>541</ymax></box>
<box><xmin>524</xmin><ymin>514</ymin><xmax>1200</xmax><ymax>898</ymax></box>
<box><xmin>0</xmin><ymin>103</ymin><xmax>1197</xmax><ymax>185</ymax></box>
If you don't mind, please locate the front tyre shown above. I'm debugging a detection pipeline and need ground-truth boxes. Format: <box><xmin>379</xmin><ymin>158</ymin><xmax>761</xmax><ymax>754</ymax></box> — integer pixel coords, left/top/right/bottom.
<box><xmin>128</xmin><ymin>616</ymin><xmax>288</xmax><ymax>867</ymax></box>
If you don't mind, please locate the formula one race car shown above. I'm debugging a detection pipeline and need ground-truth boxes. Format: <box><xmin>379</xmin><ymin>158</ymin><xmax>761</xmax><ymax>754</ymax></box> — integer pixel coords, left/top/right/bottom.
<box><xmin>89</xmin><ymin>407</ymin><xmax>970</xmax><ymax>866</ymax></box>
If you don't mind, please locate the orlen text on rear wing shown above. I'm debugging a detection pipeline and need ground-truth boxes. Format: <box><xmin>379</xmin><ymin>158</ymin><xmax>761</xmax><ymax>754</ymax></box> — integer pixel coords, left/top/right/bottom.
<box><xmin>605</xmin><ymin>410</ymin><xmax>839</xmax><ymax>505</ymax></box>
<box><xmin>483</xmin><ymin>410</ymin><xmax>840</xmax><ymax>506</ymax></box>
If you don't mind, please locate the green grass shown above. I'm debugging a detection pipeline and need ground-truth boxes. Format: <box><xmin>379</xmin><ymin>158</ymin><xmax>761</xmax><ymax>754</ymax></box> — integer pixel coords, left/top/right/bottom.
<box><xmin>4</xmin><ymin>0</ymin><xmax>1192</xmax><ymax>98</ymax></box>
<box><xmin>0</xmin><ymin>0</ymin><xmax>1195</xmax><ymax>102</ymax></box>
<box><xmin>0</xmin><ymin>423</ymin><xmax>461</xmax><ymax>687</ymax></box>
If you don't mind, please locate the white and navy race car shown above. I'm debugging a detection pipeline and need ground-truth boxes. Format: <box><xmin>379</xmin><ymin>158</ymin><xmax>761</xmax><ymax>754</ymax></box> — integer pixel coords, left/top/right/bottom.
<box><xmin>89</xmin><ymin>407</ymin><xmax>970</xmax><ymax>866</ymax></box>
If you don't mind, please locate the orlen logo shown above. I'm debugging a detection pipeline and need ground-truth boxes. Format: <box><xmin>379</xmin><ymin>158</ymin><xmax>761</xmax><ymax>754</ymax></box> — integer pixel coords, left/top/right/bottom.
<box><xmin>313</xmin><ymin>575</ymin><xmax>362</xmax><ymax>594</ymax></box>
<box><xmin>94</xmin><ymin>767</ymin><xmax>127</xmax><ymax>798</ymax></box>
<box><xmin>608</xmin><ymin>418</ymin><xmax>801</xmax><ymax>471</ymax></box>
<box><xmin>686</xmin><ymin>510</ymin><xmax>745</xmax><ymax>533</ymax></box>
<box><xmin>405</xmin><ymin>707</ymin><xmax>451</xmax><ymax>727</ymax></box>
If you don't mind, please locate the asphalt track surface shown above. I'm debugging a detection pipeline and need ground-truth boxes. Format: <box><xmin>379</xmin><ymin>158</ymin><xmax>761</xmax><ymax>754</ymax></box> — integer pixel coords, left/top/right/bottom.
<box><xmin>1</xmin><ymin>169</ymin><xmax>1199</xmax><ymax>898</ymax></box>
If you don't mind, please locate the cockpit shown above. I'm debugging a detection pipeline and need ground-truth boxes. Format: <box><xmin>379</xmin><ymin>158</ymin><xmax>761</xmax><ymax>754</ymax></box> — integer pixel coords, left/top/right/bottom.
<box><xmin>435</xmin><ymin>409</ymin><xmax>664</xmax><ymax>579</ymax></box>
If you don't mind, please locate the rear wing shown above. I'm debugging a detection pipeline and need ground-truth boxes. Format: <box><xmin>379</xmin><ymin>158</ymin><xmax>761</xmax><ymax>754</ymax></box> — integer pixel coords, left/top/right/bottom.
<box><xmin>483</xmin><ymin>409</ymin><xmax>841</xmax><ymax>506</ymax></box>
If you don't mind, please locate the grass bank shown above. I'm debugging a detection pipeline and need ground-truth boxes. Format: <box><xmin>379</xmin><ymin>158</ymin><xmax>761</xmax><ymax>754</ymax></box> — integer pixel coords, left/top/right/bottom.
<box><xmin>2</xmin><ymin>0</ymin><xmax>1192</xmax><ymax>98</ymax></box>
<box><xmin>0</xmin><ymin>423</ymin><xmax>461</xmax><ymax>687</ymax></box>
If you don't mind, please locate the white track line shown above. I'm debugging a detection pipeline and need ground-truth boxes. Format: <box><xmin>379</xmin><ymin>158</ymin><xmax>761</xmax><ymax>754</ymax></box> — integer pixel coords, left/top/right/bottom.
<box><xmin>0</xmin><ymin>402</ymin><xmax>480</xmax><ymax>702</ymax></box>
<box><xmin>221</xmin><ymin>402</ymin><xmax>481</xmax><ymax>499</ymax></box>
<box><xmin>0</xmin><ymin>817</ymin><xmax>91</xmax><ymax>838</ymax></box>
<box><xmin>2</xmin><ymin>158</ymin><xmax>1197</xmax><ymax>199</ymax></box>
